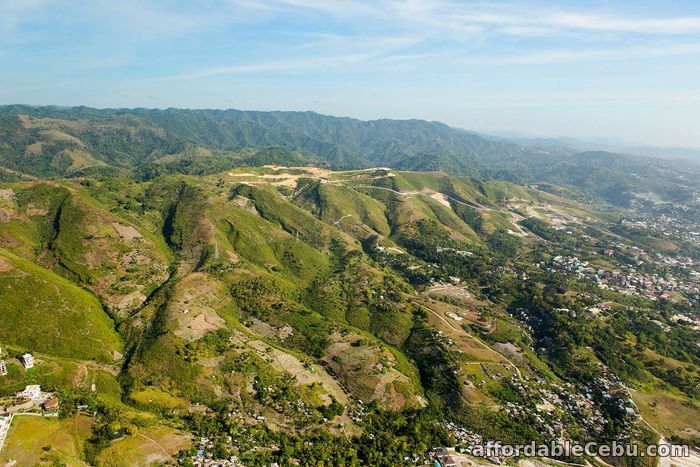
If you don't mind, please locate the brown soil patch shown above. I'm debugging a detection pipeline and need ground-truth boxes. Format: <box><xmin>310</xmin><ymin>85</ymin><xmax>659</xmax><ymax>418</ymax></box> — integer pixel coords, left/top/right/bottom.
<box><xmin>0</xmin><ymin>233</ymin><xmax>21</xmax><ymax>249</ymax></box>
<box><xmin>427</xmin><ymin>284</ymin><xmax>483</xmax><ymax>308</ymax></box>
<box><xmin>493</xmin><ymin>342</ymin><xmax>526</xmax><ymax>363</ymax></box>
<box><xmin>76</xmin><ymin>209</ymin><xmax>169</xmax><ymax>316</ymax></box>
<box><xmin>177</xmin><ymin>313</ymin><xmax>226</xmax><ymax>341</ymax></box>
<box><xmin>111</xmin><ymin>290</ymin><xmax>147</xmax><ymax>311</ymax></box>
<box><xmin>168</xmin><ymin>273</ymin><xmax>229</xmax><ymax>341</ymax></box>
<box><xmin>18</xmin><ymin>114</ymin><xmax>85</xmax><ymax>131</ymax></box>
<box><xmin>228</xmin><ymin>166</ymin><xmax>333</xmax><ymax>189</ymax></box>
<box><xmin>416</xmin><ymin>299</ymin><xmax>510</xmax><ymax>364</ymax></box>
<box><xmin>247</xmin><ymin>317</ymin><xmax>294</xmax><ymax>341</ymax></box>
<box><xmin>39</xmin><ymin>128</ymin><xmax>85</xmax><ymax>145</ymax></box>
<box><xmin>112</xmin><ymin>222</ymin><xmax>143</xmax><ymax>240</ymax></box>
<box><xmin>25</xmin><ymin>204</ymin><xmax>48</xmax><ymax>216</ymax></box>
<box><xmin>231</xmin><ymin>195</ymin><xmax>259</xmax><ymax>215</ymax></box>
<box><xmin>430</xmin><ymin>192</ymin><xmax>451</xmax><ymax>207</ymax></box>
<box><xmin>226</xmin><ymin>249</ymin><xmax>239</xmax><ymax>263</ymax></box>
<box><xmin>324</xmin><ymin>332</ymin><xmax>421</xmax><ymax>410</ymax></box>
<box><xmin>0</xmin><ymin>257</ymin><xmax>14</xmax><ymax>272</ymax></box>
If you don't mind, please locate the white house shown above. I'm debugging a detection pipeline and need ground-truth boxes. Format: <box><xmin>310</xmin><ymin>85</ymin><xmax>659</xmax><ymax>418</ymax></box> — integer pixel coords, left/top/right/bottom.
<box><xmin>17</xmin><ymin>384</ymin><xmax>41</xmax><ymax>399</ymax></box>
<box><xmin>20</xmin><ymin>353</ymin><xmax>34</xmax><ymax>369</ymax></box>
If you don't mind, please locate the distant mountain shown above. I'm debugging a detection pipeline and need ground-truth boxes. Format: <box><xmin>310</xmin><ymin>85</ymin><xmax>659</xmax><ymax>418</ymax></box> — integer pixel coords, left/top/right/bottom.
<box><xmin>0</xmin><ymin>105</ymin><xmax>697</xmax><ymax>205</ymax></box>
<box><xmin>488</xmin><ymin>131</ymin><xmax>700</xmax><ymax>163</ymax></box>
<box><xmin>615</xmin><ymin>145</ymin><xmax>700</xmax><ymax>162</ymax></box>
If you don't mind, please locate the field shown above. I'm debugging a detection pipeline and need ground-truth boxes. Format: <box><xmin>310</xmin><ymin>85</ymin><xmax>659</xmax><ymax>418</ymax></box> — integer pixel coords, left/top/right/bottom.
<box><xmin>95</xmin><ymin>426</ymin><xmax>191</xmax><ymax>467</ymax></box>
<box><xmin>631</xmin><ymin>389</ymin><xmax>700</xmax><ymax>439</ymax></box>
<box><xmin>130</xmin><ymin>388</ymin><xmax>189</xmax><ymax>411</ymax></box>
<box><xmin>415</xmin><ymin>298</ymin><xmax>507</xmax><ymax>363</ymax></box>
<box><xmin>0</xmin><ymin>414</ymin><xmax>93</xmax><ymax>466</ymax></box>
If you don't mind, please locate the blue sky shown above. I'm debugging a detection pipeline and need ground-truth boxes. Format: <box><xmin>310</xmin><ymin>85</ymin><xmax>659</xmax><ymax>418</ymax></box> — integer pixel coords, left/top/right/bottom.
<box><xmin>2</xmin><ymin>0</ymin><xmax>700</xmax><ymax>147</ymax></box>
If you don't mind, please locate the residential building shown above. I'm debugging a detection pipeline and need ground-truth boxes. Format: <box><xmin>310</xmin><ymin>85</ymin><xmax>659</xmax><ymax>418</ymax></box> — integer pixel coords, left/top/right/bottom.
<box><xmin>17</xmin><ymin>384</ymin><xmax>41</xmax><ymax>399</ymax></box>
<box><xmin>43</xmin><ymin>396</ymin><xmax>59</xmax><ymax>413</ymax></box>
<box><xmin>20</xmin><ymin>353</ymin><xmax>33</xmax><ymax>369</ymax></box>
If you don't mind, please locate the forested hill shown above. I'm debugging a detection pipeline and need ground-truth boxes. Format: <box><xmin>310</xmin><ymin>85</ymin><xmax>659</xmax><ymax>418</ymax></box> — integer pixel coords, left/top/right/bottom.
<box><xmin>0</xmin><ymin>105</ymin><xmax>697</xmax><ymax>205</ymax></box>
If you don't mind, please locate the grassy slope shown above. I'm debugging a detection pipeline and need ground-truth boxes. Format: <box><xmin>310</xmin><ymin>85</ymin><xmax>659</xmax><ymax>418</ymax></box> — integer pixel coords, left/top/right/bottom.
<box><xmin>232</xmin><ymin>182</ymin><xmax>360</xmax><ymax>253</ymax></box>
<box><xmin>294</xmin><ymin>181</ymin><xmax>391</xmax><ymax>239</ymax></box>
<box><xmin>212</xmin><ymin>197</ymin><xmax>330</xmax><ymax>286</ymax></box>
<box><xmin>0</xmin><ymin>248</ymin><xmax>122</xmax><ymax>361</ymax></box>
<box><xmin>95</xmin><ymin>425</ymin><xmax>191</xmax><ymax>467</ymax></box>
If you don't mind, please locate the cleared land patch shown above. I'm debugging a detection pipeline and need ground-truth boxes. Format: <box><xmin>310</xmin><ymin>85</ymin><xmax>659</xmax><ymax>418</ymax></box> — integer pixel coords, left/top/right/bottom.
<box><xmin>96</xmin><ymin>426</ymin><xmax>191</xmax><ymax>467</ymax></box>
<box><xmin>323</xmin><ymin>332</ymin><xmax>424</xmax><ymax>411</ymax></box>
<box><xmin>168</xmin><ymin>273</ymin><xmax>229</xmax><ymax>341</ymax></box>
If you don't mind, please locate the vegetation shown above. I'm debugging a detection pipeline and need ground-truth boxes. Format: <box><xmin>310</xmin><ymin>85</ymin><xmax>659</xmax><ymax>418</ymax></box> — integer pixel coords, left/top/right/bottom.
<box><xmin>0</xmin><ymin>163</ymin><xmax>697</xmax><ymax>466</ymax></box>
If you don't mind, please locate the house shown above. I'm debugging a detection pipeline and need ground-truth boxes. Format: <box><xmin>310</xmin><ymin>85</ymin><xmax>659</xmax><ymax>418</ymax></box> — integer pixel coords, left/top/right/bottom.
<box><xmin>43</xmin><ymin>396</ymin><xmax>59</xmax><ymax>413</ymax></box>
<box><xmin>20</xmin><ymin>353</ymin><xmax>34</xmax><ymax>369</ymax></box>
<box><xmin>0</xmin><ymin>360</ymin><xmax>6</xmax><ymax>376</ymax></box>
<box><xmin>438</xmin><ymin>455</ymin><xmax>457</xmax><ymax>467</ymax></box>
<box><xmin>433</xmin><ymin>449</ymin><xmax>458</xmax><ymax>467</ymax></box>
<box><xmin>17</xmin><ymin>384</ymin><xmax>41</xmax><ymax>399</ymax></box>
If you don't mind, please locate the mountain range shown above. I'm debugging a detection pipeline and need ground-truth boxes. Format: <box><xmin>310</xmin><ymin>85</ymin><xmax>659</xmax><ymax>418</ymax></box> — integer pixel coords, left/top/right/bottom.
<box><xmin>1</xmin><ymin>105</ymin><xmax>698</xmax><ymax>206</ymax></box>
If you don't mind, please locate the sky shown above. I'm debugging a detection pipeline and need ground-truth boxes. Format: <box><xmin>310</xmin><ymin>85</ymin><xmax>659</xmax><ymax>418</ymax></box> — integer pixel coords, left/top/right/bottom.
<box><xmin>2</xmin><ymin>0</ymin><xmax>700</xmax><ymax>148</ymax></box>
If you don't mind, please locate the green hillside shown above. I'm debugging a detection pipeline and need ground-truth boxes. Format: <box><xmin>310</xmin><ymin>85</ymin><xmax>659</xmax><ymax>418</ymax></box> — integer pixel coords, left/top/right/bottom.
<box><xmin>0</xmin><ymin>249</ymin><xmax>122</xmax><ymax>361</ymax></box>
<box><xmin>293</xmin><ymin>181</ymin><xmax>392</xmax><ymax>239</ymax></box>
<box><xmin>0</xmin><ymin>182</ymin><xmax>171</xmax><ymax>317</ymax></box>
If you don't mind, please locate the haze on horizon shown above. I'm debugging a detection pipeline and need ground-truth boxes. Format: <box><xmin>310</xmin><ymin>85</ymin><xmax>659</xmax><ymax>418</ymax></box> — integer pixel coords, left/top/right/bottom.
<box><xmin>2</xmin><ymin>0</ymin><xmax>700</xmax><ymax>148</ymax></box>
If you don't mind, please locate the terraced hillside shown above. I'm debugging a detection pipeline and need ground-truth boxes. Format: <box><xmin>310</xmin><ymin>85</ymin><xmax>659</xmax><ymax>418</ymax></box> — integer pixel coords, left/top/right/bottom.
<box><xmin>0</xmin><ymin>167</ymin><xmax>697</xmax><ymax>466</ymax></box>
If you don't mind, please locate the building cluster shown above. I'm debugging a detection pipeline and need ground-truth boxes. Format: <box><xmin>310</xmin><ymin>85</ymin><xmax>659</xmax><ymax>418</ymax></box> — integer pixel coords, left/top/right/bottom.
<box><xmin>6</xmin><ymin>384</ymin><xmax>58</xmax><ymax>415</ymax></box>
<box><xmin>0</xmin><ymin>382</ymin><xmax>58</xmax><ymax>453</ymax></box>
<box><xmin>624</xmin><ymin>200</ymin><xmax>700</xmax><ymax>246</ymax></box>
<box><xmin>542</xmin><ymin>254</ymin><xmax>699</xmax><ymax>302</ymax></box>
<box><xmin>670</xmin><ymin>312</ymin><xmax>700</xmax><ymax>331</ymax></box>
<box><xmin>183</xmin><ymin>403</ymin><xmax>323</xmax><ymax>466</ymax></box>
<box><xmin>186</xmin><ymin>434</ymin><xmax>243</xmax><ymax>467</ymax></box>
<box><xmin>438</xmin><ymin>424</ymin><xmax>506</xmax><ymax>465</ymax></box>
<box><xmin>0</xmin><ymin>351</ymin><xmax>36</xmax><ymax>377</ymax></box>
<box><xmin>431</xmin><ymin>447</ymin><xmax>461</xmax><ymax>466</ymax></box>
<box><xmin>431</xmin><ymin>366</ymin><xmax>643</xmax><ymax>466</ymax></box>
<box><xmin>347</xmin><ymin>400</ymin><xmax>368</xmax><ymax>424</ymax></box>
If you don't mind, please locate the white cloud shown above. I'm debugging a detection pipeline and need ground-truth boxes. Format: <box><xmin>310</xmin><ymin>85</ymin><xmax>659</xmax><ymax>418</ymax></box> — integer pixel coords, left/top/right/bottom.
<box><xmin>272</xmin><ymin>0</ymin><xmax>376</xmax><ymax>15</ymax></box>
<box><xmin>6</xmin><ymin>0</ymin><xmax>700</xmax><ymax>82</ymax></box>
<box><xmin>548</xmin><ymin>12</ymin><xmax>700</xmax><ymax>34</ymax></box>
<box><xmin>478</xmin><ymin>42</ymin><xmax>700</xmax><ymax>65</ymax></box>
<box><xmin>155</xmin><ymin>52</ymin><xmax>378</xmax><ymax>80</ymax></box>
<box><xmin>8</xmin><ymin>1</ymin><xmax>700</xmax><ymax>45</ymax></box>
